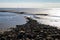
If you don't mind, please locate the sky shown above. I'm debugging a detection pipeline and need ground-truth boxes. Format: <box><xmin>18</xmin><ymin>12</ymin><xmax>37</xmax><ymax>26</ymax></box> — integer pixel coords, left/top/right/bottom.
<box><xmin>0</xmin><ymin>0</ymin><xmax>60</xmax><ymax>3</ymax></box>
<box><xmin>0</xmin><ymin>0</ymin><xmax>60</xmax><ymax>8</ymax></box>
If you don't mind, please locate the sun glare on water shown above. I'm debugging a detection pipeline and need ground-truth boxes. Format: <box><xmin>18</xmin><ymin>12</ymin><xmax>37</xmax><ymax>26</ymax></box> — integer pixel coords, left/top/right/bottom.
<box><xmin>46</xmin><ymin>8</ymin><xmax>60</xmax><ymax>28</ymax></box>
<box><xmin>48</xmin><ymin>8</ymin><xmax>60</xmax><ymax>16</ymax></box>
<box><xmin>34</xmin><ymin>8</ymin><xmax>60</xmax><ymax>28</ymax></box>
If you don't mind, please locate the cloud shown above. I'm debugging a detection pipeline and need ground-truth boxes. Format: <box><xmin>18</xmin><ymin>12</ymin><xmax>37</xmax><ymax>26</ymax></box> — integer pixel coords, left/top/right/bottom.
<box><xmin>0</xmin><ymin>3</ymin><xmax>60</xmax><ymax>8</ymax></box>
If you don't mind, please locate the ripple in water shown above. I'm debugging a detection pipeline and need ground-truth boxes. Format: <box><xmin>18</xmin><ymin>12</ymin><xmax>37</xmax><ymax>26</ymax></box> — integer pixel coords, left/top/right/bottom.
<box><xmin>0</xmin><ymin>12</ymin><xmax>26</xmax><ymax>30</ymax></box>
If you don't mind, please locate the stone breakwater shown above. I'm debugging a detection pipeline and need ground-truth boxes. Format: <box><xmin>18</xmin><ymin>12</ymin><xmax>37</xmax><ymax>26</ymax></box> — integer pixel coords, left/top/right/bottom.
<box><xmin>0</xmin><ymin>17</ymin><xmax>60</xmax><ymax>40</ymax></box>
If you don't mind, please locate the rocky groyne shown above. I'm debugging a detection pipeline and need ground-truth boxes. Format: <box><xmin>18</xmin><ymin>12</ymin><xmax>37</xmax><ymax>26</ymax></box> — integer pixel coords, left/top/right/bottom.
<box><xmin>0</xmin><ymin>17</ymin><xmax>60</xmax><ymax>40</ymax></box>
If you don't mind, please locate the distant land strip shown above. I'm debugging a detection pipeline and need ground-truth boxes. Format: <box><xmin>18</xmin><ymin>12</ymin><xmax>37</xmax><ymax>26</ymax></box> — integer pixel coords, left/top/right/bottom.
<box><xmin>0</xmin><ymin>10</ymin><xmax>48</xmax><ymax>15</ymax></box>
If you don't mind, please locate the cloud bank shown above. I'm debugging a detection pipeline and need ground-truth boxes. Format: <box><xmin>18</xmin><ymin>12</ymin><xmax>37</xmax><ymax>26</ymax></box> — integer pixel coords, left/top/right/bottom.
<box><xmin>0</xmin><ymin>3</ymin><xmax>60</xmax><ymax>8</ymax></box>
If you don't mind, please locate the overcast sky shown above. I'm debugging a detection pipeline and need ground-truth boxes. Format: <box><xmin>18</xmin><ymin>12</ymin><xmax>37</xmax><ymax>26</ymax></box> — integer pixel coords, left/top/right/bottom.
<box><xmin>0</xmin><ymin>0</ymin><xmax>60</xmax><ymax>8</ymax></box>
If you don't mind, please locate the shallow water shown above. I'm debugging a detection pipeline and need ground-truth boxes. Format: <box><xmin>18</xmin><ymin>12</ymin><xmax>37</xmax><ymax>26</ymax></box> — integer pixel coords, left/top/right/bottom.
<box><xmin>0</xmin><ymin>12</ymin><xmax>60</xmax><ymax>30</ymax></box>
<box><xmin>0</xmin><ymin>12</ymin><xmax>26</xmax><ymax>30</ymax></box>
<box><xmin>34</xmin><ymin>15</ymin><xmax>60</xmax><ymax>28</ymax></box>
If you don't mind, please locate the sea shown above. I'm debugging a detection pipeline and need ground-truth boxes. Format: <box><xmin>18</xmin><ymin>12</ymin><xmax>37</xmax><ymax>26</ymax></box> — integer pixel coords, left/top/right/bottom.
<box><xmin>0</xmin><ymin>8</ymin><xmax>60</xmax><ymax>31</ymax></box>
